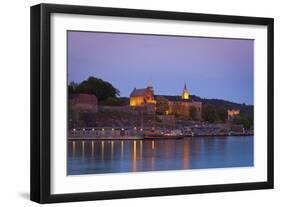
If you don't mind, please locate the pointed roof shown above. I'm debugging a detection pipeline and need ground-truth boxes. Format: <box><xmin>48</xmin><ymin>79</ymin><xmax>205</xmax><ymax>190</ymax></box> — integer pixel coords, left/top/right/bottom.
<box><xmin>130</xmin><ymin>88</ymin><xmax>147</xmax><ymax>97</ymax></box>
<box><xmin>183</xmin><ymin>83</ymin><xmax>189</xmax><ymax>91</ymax></box>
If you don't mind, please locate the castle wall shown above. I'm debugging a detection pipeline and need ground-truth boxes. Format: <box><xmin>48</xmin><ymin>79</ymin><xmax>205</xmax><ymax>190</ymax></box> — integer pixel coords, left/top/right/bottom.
<box><xmin>69</xmin><ymin>94</ymin><xmax>98</xmax><ymax>113</ymax></box>
<box><xmin>189</xmin><ymin>102</ymin><xmax>202</xmax><ymax>120</ymax></box>
<box><xmin>168</xmin><ymin>101</ymin><xmax>202</xmax><ymax>120</ymax></box>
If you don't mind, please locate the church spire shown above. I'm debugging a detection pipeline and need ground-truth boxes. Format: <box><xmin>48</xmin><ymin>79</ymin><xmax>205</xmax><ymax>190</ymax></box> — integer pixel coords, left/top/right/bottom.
<box><xmin>181</xmin><ymin>83</ymin><xmax>189</xmax><ymax>100</ymax></box>
<box><xmin>147</xmin><ymin>77</ymin><xmax>154</xmax><ymax>92</ymax></box>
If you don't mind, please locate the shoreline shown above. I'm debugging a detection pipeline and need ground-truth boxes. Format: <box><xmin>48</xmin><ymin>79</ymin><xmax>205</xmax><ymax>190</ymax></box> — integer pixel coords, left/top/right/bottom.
<box><xmin>68</xmin><ymin>133</ymin><xmax>253</xmax><ymax>141</ymax></box>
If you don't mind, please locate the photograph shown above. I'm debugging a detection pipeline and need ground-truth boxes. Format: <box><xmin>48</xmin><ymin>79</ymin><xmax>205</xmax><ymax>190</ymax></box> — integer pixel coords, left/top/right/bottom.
<box><xmin>29</xmin><ymin>3</ymin><xmax>274</xmax><ymax>203</ymax></box>
<box><xmin>67</xmin><ymin>31</ymin><xmax>254</xmax><ymax>175</ymax></box>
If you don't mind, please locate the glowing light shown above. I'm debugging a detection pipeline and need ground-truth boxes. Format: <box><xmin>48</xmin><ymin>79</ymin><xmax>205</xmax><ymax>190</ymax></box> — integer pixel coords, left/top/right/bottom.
<box><xmin>182</xmin><ymin>92</ymin><xmax>189</xmax><ymax>100</ymax></box>
<box><xmin>133</xmin><ymin>141</ymin><xmax>137</xmax><ymax>161</ymax></box>
<box><xmin>72</xmin><ymin>141</ymin><xmax>76</xmax><ymax>156</ymax></box>
<box><xmin>121</xmin><ymin>141</ymin><xmax>124</xmax><ymax>159</ymax></box>
<box><xmin>227</xmin><ymin>109</ymin><xmax>240</xmax><ymax>119</ymax></box>
<box><xmin>132</xmin><ymin>141</ymin><xmax>137</xmax><ymax>171</ymax></box>
<box><xmin>182</xmin><ymin>84</ymin><xmax>190</xmax><ymax>100</ymax></box>
<box><xmin>130</xmin><ymin>97</ymin><xmax>144</xmax><ymax>107</ymax></box>
<box><xmin>101</xmin><ymin>141</ymin><xmax>104</xmax><ymax>160</ymax></box>
<box><xmin>91</xmin><ymin>141</ymin><xmax>95</xmax><ymax>158</ymax></box>
<box><xmin>140</xmin><ymin>140</ymin><xmax>143</xmax><ymax>160</ymax></box>
<box><xmin>82</xmin><ymin>141</ymin><xmax>85</xmax><ymax>159</ymax></box>
<box><xmin>182</xmin><ymin>140</ymin><xmax>190</xmax><ymax>169</ymax></box>
<box><xmin>111</xmin><ymin>141</ymin><xmax>114</xmax><ymax>159</ymax></box>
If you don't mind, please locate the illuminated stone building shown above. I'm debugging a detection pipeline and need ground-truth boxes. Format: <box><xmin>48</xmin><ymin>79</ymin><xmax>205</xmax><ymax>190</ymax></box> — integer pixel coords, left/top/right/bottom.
<box><xmin>227</xmin><ymin>109</ymin><xmax>240</xmax><ymax>121</ymax></box>
<box><xmin>162</xmin><ymin>95</ymin><xmax>202</xmax><ymax>120</ymax></box>
<box><xmin>129</xmin><ymin>86</ymin><xmax>156</xmax><ymax>106</ymax></box>
<box><xmin>129</xmin><ymin>84</ymin><xmax>202</xmax><ymax>120</ymax></box>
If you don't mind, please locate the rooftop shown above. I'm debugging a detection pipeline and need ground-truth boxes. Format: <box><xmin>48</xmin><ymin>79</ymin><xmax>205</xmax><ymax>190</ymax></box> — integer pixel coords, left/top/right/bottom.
<box><xmin>130</xmin><ymin>88</ymin><xmax>148</xmax><ymax>97</ymax></box>
<box><xmin>154</xmin><ymin>95</ymin><xmax>195</xmax><ymax>102</ymax></box>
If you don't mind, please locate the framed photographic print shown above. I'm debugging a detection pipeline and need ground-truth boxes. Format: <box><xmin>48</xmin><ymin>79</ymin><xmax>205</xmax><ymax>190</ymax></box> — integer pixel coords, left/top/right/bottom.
<box><xmin>30</xmin><ymin>3</ymin><xmax>274</xmax><ymax>203</ymax></box>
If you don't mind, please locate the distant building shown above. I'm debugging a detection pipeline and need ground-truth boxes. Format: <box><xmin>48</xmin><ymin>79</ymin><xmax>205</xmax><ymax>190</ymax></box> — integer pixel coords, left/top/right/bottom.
<box><xmin>161</xmin><ymin>95</ymin><xmax>202</xmax><ymax>120</ymax></box>
<box><xmin>129</xmin><ymin>84</ymin><xmax>202</xmax><ymax>119</ymax></box>
<box><xmin>227</xmin><ymin>109</ymin><xmax>240</xmax><ymax>121</ymax></box>
<box><xmin>130</xmin><ymin>86</ymin><xmax>156</xmax><ymax>106</ymax></box>
<box><xmin>69</xmin><ymin>93</ymin><xmax>98</xmax><ymax>113</ymax></box>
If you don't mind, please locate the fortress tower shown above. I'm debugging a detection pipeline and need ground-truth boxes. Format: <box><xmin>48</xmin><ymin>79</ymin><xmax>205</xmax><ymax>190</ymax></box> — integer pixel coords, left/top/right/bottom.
<box><xmin>181</xmin><ymin>83</ymin><xmax>189</xmax><ymax>100</ymax></box>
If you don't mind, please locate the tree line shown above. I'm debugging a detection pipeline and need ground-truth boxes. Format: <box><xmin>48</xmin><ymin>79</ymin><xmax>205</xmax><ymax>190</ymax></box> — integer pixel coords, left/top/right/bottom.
<box><xmin>69</xmin><ymin>76</ymin><xmax>125</xmax><ymax>105</ymax></box>
<box><xmin>203</xmin><ymin>104</ymin><xmax>253</xmax><ymax>129</ymax></box>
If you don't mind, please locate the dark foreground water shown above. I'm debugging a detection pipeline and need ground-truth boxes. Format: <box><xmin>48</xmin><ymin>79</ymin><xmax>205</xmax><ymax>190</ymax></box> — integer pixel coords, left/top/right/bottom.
<box><xmin>67</xmin><ymin>136</ymin><xmax>253</xmax><ymax>175</ymax></box>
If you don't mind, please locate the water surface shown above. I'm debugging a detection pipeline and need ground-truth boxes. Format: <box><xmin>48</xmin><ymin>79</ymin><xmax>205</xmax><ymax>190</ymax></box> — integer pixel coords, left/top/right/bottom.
<box><xmin>67</xmin><ymin>136</ymin><xmax>253</xmax><ymax>175</ymax></box>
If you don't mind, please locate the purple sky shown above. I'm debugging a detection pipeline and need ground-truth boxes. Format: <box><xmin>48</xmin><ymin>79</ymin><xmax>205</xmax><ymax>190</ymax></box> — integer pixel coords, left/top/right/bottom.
<box><xmin>68</xmin><ymin>31</ymin><xmax>254</xmax><ymax>105</ymax></box>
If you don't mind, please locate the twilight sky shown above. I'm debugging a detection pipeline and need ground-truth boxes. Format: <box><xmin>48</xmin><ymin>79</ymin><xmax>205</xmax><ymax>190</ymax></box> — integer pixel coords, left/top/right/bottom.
<box><xmin>68</xmin><ymin>31</ymin><xmax>254</xmax><ymax>105</ymax></box>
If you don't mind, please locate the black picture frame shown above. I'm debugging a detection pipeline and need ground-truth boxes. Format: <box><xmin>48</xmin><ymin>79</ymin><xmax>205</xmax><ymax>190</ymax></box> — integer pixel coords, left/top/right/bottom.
<box><xmin>30</xmin><ymin>3</ymin><xmax>274</xmax><ymax>204</ymax></box>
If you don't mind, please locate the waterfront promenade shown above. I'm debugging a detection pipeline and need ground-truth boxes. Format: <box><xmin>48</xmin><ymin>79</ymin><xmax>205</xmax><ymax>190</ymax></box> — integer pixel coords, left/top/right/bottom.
<box><xmin>68</xmin><ymin>125</ymin><xmax>253</xmax><ymax>141</ymax></box>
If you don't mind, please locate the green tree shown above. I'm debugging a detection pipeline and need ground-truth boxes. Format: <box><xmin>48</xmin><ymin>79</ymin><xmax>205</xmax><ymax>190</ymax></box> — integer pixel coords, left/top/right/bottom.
<box><xmin>189</xmin><ymin>106</ymin><xmax>197</xmax><ymax>120</ymax></box>
<box><xmin>156</xmin><ymin>96</ymin><xmax>169</xmax><ymax>115</ymax></box>
<box><xmin>233</xmin><ymin>115</ymin><xmax>252</xmax><ymax>129</ymax></box>
<box><xmin>203</xmin><ymin>104</ymin><xmax>216</xmax><ymax>123</ymax></box>
<box><xmin>75</xmin><ymin>76</ymin><xmax>120</xmax><ymax>101</ymax></box>
<box><xmin>217</xmin><ymin>107</ymin><xmax>227</xmax><ymax>122</ymax></box>
<box><xmin>100</xmin><ymin>97</ymin><xmax>124</xmax><ymax>106</ymax></box>
<box><xmin>68</xmin><ymin>81</ymin><xmax>78</xmax><ymax>95</ymax></box>
<box><xmin>68</xmin><ymin>108</ymin><xmax>79</xmax><ymax>128</ymax></box>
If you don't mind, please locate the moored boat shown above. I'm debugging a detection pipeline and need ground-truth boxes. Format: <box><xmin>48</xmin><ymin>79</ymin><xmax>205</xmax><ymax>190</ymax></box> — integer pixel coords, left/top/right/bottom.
<box><xmin>143</xmin><ymin>130</ymin><xmax>185</xmax><ymax>139</ymax></box>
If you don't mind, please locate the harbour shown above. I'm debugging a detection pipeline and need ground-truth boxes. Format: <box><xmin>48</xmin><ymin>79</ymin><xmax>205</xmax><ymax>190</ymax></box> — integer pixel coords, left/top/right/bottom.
<box><xmin>68</xmin><ymin>125</ymin><xmax>253</xmax><ymax>141</ymax></box>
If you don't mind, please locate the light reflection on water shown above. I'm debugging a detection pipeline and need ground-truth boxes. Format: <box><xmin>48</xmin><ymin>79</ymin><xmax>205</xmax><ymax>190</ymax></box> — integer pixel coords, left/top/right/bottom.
<box><xmin>67</xmin><ymin>136</ymin><xmax>253</xmax><ymax>175</ymax></box>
